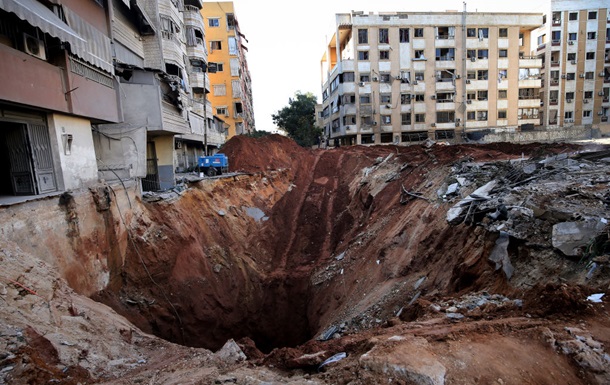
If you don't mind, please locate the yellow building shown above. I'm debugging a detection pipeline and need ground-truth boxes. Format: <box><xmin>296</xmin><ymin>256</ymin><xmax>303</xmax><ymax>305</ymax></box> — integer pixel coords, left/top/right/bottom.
<box><xmin>201</xmin><ymin>2</ymin><xmax>255</xmax><ymax>138</ymax></box>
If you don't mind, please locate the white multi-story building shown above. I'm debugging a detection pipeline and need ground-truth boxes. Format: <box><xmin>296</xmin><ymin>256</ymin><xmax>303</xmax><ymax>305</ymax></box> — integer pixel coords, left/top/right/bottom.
<box><xmin>535</xmin><ymin>0</ymin><xmax>610</xmax><ymax>130</ymax></box>
<box><xmin>320</xmin><ymin>11</ymin><xmax>544</xmax><ymax>145</ymax></box>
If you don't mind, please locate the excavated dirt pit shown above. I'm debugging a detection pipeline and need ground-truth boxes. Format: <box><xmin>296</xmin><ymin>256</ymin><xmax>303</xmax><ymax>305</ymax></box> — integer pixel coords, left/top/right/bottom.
<box><xmin>91</xmin><ymin>136</ymin><xmax>610</xmax><ymax>357</ymax></box>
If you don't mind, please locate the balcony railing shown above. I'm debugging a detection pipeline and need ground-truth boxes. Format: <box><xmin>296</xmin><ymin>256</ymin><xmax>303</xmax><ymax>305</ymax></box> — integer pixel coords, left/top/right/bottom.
<box><xmin>551</xmin><ymin>61</ymin><xmax>560</xmax><ymax>67</ymax></box>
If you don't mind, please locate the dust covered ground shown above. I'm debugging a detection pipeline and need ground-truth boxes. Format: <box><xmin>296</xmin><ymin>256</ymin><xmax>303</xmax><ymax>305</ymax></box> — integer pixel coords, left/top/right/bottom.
<box><xmin>2</xmin><ymin>135</ymin><xmax>610</xmax><ymax>384</ymax></box>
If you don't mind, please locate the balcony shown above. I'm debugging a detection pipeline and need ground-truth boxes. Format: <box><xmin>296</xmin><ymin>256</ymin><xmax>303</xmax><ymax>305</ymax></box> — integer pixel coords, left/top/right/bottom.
<box><xmin>520</xmin><ymin>57</ymin><xmax>543</xmax><ymax>68</ymax></box>
<box><xmin>552</xmin><ymin>40</ymin><xmax>560</xmax><ymax>46</ymax></box>
<box><xmin>519</xmin><ymin>78</ymin><xmax>542</xmax><ymax>88</ymax></box>
<box><xmin>186</xmin><ymin>39</ymin><xmax>207</xmax><ymax>62</ymax></box>
<box><xmin>551</xmin><ymin>61</ymin><xmax>560</xmax><ymax>67</ymax></box>
<box><xmin>550</xmin><ymin>79</ymin><xmax>559</xmax><ymax>86</ymax></box>
<box><xmin>183</xmin><ymin>5</ymin><xmax>204</xmax><ymax>30</ymax></box>
<box><xmin>537</xmin><ymin>43</ymin><xmax>546</xmax><ymax>52</ymax></box>
<box><xmin>188</xmin><ymin>71</ymin><xmax>209</xmax><ymax>90</ymax></box>
<box><xmin>552</xmin><ymin>19</ymin><xmax>561</xmax><ymax>26</ymax></box>
<box><xmin>518</xmin><ymin>98</ymin><xmax>541</xmax><ymax>108</ymax></box>
<box><xmin>161</xmin><ymin>32</ymin><xmax>185</xmax><ymax>66</ymax></box>
<box><xmin>549</xmin><ymin>99</ymin><xmax>558</xmax><ymax>105</ymax></box>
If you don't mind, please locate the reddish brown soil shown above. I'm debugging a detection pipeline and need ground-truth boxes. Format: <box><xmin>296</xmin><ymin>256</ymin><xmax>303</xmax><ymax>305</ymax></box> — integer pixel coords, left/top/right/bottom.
<box><xmin>86</xmin><ymin>135</ymin><xmax>610</xmax><ymax>384</ymax></box>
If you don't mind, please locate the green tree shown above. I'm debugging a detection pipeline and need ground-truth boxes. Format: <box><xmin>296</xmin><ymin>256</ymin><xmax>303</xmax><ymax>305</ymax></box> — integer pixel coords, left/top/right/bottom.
<box><xmin>272</xmin><ymin>91</ymin><xmax>321</xmax><ymax>147</ymax></box>
<box><xmin>246</xmin><ymin>129</ymin><xmax>272</xmax><ymax>139</ymax></box>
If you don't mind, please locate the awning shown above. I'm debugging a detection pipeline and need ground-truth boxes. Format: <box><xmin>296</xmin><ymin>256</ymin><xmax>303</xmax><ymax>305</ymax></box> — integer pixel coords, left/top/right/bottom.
<box><xmin>0</xmin><ymin>0</ymin><xmax>86</xmax><ymax>47</ymax></box>
<box><xmin>63</xmin><ymin>7</ymin><xmax>113</xmax><ymax>74</ymax></box>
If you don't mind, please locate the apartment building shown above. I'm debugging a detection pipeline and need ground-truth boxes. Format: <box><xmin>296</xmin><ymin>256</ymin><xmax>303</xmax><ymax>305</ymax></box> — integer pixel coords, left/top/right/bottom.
<box><xmin>0</xmin><ymin>0</ymin><xmax>227</xmax><ymax>197</ymax></box>
<box><xmin>535</xmin><ymin>0</ymin><xmax>610</xmax><ymax>131</ymax></box>
<box><xmin>201</xmin><ymin>1</ymin><xmax>255</xmax><ymax>138</ymax></box>
<box><xmin>319</xmin><ymin>11</ymin><xmax>544</xmax><ymax>145</ymax></box>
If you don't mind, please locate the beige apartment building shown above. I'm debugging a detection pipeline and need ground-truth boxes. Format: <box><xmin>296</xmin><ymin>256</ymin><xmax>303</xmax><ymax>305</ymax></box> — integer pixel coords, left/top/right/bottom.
<box><xmin>535</xmin><ymin>0</ymin><xmax>610</xmax><ymax>131</ymax></box>
<box><xmin>320</xmin><ymin>11</ymin><xmax>544</xmax><ymax>145</ymax></box>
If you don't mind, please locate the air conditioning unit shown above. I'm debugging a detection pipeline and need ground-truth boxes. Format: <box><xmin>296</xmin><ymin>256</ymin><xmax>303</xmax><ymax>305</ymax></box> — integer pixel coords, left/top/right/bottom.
<box><xmin>599</xmin><ymin>91</ymin><xmax>605</xmax><ymax>96</ymax></box>
<box><xmin>372</xmin><ymin>77</ymin><xmax>379</xmax><ymax>82</ymax></box>
<box><xmin>22</xmin><ymin>33</ymin><xmax>46</xmax><ymax>60</ymax></box>
<box><xmin>598</xmin><ymin>111</ymin><xmax>604</xmax><ymax>115</ymax></box>
<box><xmin>600</xmin><ymin>72</ymin><xmax>606</xmax><ymax>77</ymax></box>
<box><xmin>413</xmin><ymin>80</ymin><xmax>418</xmax><ymax>85</ymax></box>
<box><xmin>372</xmin><ymin>121</ymin><xmax>377</xmax><ymax>125</ymax></box>
<box><xmin>561</xmin><ymin>74</ymin><xmax>566</xmax><ymax>79</ymax></box>
<box><xmin>455</xmin><ymin>74</ymin><xmax>461</xmax><ymax>79</ymax></box>
<box><xmin>571</xmin><ymin>60</ymin><xmax>577</xmax><ymax>64</ymax></box>
<box><xmin>471</xmin><ymin>57</ymin><xmax>476</xmax><ymax>62</ymax></box>
<box><xmin>359</xmin><ymin>82</ymin><xmax>365</xmax><ymax>86</ymax></box>
<box><xmin>175</xmin><ymin>140</ymin><xmax>182</xmax><ymax>149</ymax></box>
<box><xmin>579</xmin><ymin>73</ymin><xmax>585</xmax><ymax>78</ymax></box>
<box><xmin>583</xmin><ymin>99</ymin><xmax>589</xmax><ymax>103</ymax></box>
<box><xmin>395</xmin><ymin>74</ymin><xmax>402</xmax><ymax>80</ymax></box>
<box><xmin>455</xmin><ymin>122</ymin><xmax>460</xmax><ymax>127</ymax></box>
<box><xmin>465</xmin><ymin>79</ymin><xmax>471</xmax><ymax>84</ymax></box>
<box><xmin>431</xmin><ymin>123</ymin><xmax>436</xmax><ymax>127</ymax></box>
<box><xmin>566</xmin><ymin>98</ymin><xmax>573</xmax><ymax>103</ymax></box>
<box><xmin>466</xmin><ymin>100</ymin><xmax>472</xmax><ymax>104</ymax></box>
<box><xmin>431</xmin><ymin>95</ymin><xmax>437</xmax><ymax>100</ymax></box>
<box><xmin>568</xmin><ymin>41</ymin><xmax>574</xmax><ymax>45</ymax></box>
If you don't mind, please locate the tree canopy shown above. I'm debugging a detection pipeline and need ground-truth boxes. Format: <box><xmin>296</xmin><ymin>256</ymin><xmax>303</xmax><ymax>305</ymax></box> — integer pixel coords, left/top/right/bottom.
<box><xmin>272</xmin><ymin>91</ymin><xmax>321</xmax><ymax>147</ymax></box>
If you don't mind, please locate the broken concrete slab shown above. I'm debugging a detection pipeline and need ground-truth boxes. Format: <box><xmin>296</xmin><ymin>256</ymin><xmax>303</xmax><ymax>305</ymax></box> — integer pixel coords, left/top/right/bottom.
<box><xmin>446</xmin><ymin>181</ymin><xmax>497</xmax><ymax>224</ymax></box>
<box><xmin>552</xmin><ymin>220</ymin><xmax>607</xmax><ymax>256</ymax></box>
<box><xmin>359</xmin><ymin>337</ymin><xmax>446</xmax><ymax>385</ymax></box>
<box><xmin>488</xmin><ymin>231</ymin><xmax>514</xmax><ymax>280</ymax></box>
<box><xmin>215</xmin><ymin>339</ymin><xmax>246</xmax><ymax>364</ymax></box>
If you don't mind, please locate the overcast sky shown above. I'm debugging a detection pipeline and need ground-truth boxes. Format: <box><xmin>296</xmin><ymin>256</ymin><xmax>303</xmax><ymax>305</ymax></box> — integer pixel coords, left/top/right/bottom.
<box><xmin>231</xmin><ymin>0</ymin><xmax>549</xmax><ymax>132</ymax></box>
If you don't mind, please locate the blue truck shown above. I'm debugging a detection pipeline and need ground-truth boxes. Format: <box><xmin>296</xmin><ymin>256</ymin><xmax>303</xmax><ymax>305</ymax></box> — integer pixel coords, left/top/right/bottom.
<box><xmin>198</xmin><ymin>154</ymin><xmax>229</xmax><ymax>176</ymax></box>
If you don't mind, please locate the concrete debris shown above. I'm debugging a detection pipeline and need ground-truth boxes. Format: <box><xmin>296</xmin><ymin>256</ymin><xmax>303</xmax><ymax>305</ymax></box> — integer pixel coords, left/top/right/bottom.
<box><xmin>445</xmin><ymin>183</ymin><xmax>459</xmax><ymax>196</ymax></box>
<box><xmin>587</xmin><ymin>293</ymin><xmax>605</xmax><ymax>303</ymax></box>
<box><xmin>318</xmin><ymin>325</ymin><xmax>338</xmax><ymax>341</ymax></box>
<box><xmin>215</xmin><ymin>339</ymin><xmax>246</xmax><ymax>364</ymax></box>
<box><xmin>446</xmin><ymin>313</ymin><xmax>465</xmax><ymax>320</ymax></box>
<box><xmin>359</xmin><ymin>337</ymin><xmax>446</xmax><ymax>385</ymax></box>
<box><xmin>552</xmin><ymin>220</ymin><xmax>607</xmax><ymax>256</ymax></box>
<box><xmin>318</xmin><ymin>352</ymin><xmax>346</xmax><ymax>371</ymax></box>
<box><xmin>446</xmin><ymin>181</ymin><xmax>497</xmax><ymax>224</ymax></box>
<box><xmin>488</xmin><ymin>231</ymin><xmax>514</xmax><ymax>280</ymax></box>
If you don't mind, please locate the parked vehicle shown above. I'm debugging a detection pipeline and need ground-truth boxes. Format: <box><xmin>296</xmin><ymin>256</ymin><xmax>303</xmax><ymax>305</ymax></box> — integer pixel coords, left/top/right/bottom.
<box><xmin>198</xmin><ymin>154</ymin><xmax>229</xmax><ymax>176</ymax></box>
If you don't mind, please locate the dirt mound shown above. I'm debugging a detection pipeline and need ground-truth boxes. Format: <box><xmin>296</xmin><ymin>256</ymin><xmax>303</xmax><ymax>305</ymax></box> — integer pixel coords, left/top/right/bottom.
<box><xmin>221</xmin><ymin>134</ymin><xmax>312</xmax><ymax>173</ymax></box>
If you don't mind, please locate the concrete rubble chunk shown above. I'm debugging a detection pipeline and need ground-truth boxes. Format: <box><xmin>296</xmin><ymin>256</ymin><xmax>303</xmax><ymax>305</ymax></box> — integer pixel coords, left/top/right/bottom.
<box><xmin>359</xmin><ymin>337</ymin><xmax>446</xmax><ymax>385</ymax></box>
<box><xmin>446</xmin><ymin>181</ymin><xmax>497</xmax><ymax>224</ymax></box>
<box><xmin>552</xmin><ymin>220</ymin><xmax>607</xmax><ymax>256</ymax></box>
<box><xmin>488</xmin><ymin>231</ymin><xmax>514</xmax><ymax>280</ymax></box>
<box><xmin>215</xmin><ymin>339</ymin><xmax>246</xmax><ymax>364</ymax></box>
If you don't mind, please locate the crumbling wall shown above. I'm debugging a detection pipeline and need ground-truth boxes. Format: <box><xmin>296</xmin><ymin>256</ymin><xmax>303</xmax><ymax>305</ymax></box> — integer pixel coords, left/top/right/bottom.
<box><xmin>480</xmin><ymin>126</ymin><xmax>596</xmax><ymax>143</ymax></box>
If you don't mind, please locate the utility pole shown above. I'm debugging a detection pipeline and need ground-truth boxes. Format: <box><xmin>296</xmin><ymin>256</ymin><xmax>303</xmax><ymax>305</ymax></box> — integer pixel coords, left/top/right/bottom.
<box><xmin>203</xmin><ymin>64</ymin><xmax>208</xmax><ymax>156</ymax></box>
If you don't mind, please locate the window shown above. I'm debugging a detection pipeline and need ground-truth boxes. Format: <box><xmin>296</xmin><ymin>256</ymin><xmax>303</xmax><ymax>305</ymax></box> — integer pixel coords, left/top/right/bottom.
<box><xmin>381</xmin><ymin>115</ymin><xmax>391</xmax><ymax>124</ymax></box>
<box><xmin>216</xmin><ymin>107</ymin><xmax>228</xmax><ymax>116</ymax></box>
<box><xmin>499</xmin><ymin>49</ymin><xmax>507</xmax><ymax>58</ymax></box>
<box><xmin>401</xmin><ymin>94</ymin><xmax>411</xmax><ymax>104</ymax></box>
<box><xmin>467</xmin><ymin>92</ymin><xmax>476</xmax><ymax>100</ymax></box>
<box><xmin>436</xmin><ymin>48</ymin><xmax>455</xmax><ymax>61</ymax></box>
<box><xmin>380</xmin><ymin>94</ymin><xmax>392</xmax><ymax>104</ymax></box>
<box><xmin>569</xmin><ymin>12</ymin><xmax>578</xmax><ymax>21</ymax></box>
<box><xmin>379</xmin><ymin>28</ymin><xmax>389</xmax><ymax>44</ymax></box>
<box><xmin>342</xmin><ymin>94</ymin><xmax>356</xmax><ymax>104</ymax></box>
<box><xmin>208</xmin><ymin>18</ymin><xmax>220</xmax><ymax>27</ymax></box>
<box><xmin>399</xmin><ymin>28</ymin><xmax>410</xmax><ymax>43</ymax></box>
<box><xmin>342</xmin><ymin>72</ymin><xmax>355</xmax><ymax>82</ymax></box>
<box><xmin>552</xmin><ymin>31</ymin><xmax>561</xmax><ymax>42</ymax></box>
<box><xmin>498</xmin><ymin>90</ymin><xmax>507</xmax><ymax>99</ymax></box>
<box><xmin>583</xmin><ymin>110</ymin><xmax>592</xmax><ymax>118</ymax></box>
<box><xmin>566</xmin><ymin>73</ymin><xmax>575</xmax><ymax>80</ymax></box>
<box><xmin>401</xmin><ymin>113</ymin><xmax>411</xmax><ymax>125</ymax></box>
<box><xmin>499</xmin><ymin>28</ymin><xmax>508</xmax><ymax>38</ymax></box>
<box><xmin>414</xmin><ymin>50</ymin><xmax>425</xmax><ymax>59</ymax></box>
<box><xmin>565</xmin><ymin>92</ymin><xmax>574</xmax><ymax>100</ymax></box>
<box><xmin>210</xmin><ymin>40</ymin><xmax>222</xmax><ymax>50</ymax></box>
<box><xmin>414</xmin><ymin>28</ymin><xmax>424</xmax><ymax>37</ymax></box>
<box><xmin>467</xmin><ymin>49</ymin><xmax>476</xmax><ymax>59</ymax></box>
<box><xmin>585</xmin><ymin>72</ymin><xmax>594</xmax><ymax>80</ymax></box>
<box><xmin>360</xmin><ymin>73</ymin><xmax>370</xmax><ymax>82</ymax></box>
<box><xmin>213</xmin><ymin>84</ymin><xmax>226</xmax><ymax>96</ymax></box>
<box><xmin>477</xmin><ymin>70</ymin><xmax>488</xmax><ymax>80</ymax></box>
<box><xmin>564</xmin><ymin>111</ymin><xmax>573</xmax><ymax>119</ymax></box>
<box><xmin>589</xmin><ymin>11</ymin><xmax>597</xmax><ymax>20</ymax></box>
<box><xmin>467</xmin><ymin>71</ymin><xmax>476</xmax><ymax>80</ymax></box>
<box><xmin>567</xmin><ymin>53</ymin><xmax>576</xmax><ymax>61</ymax></box>
<box><xmin>380</xmin><ymin>50</ymin><xmax>390</xmax><ymax>60</ymax></box>
<box><xmin>478</xmin><ymin>49</ymin><xmax>489</xmax><ymax>59</ymax></box>
<box><xmin>380</xmin><ymin>73</ymin><xmax>391</xmax><ymax>83</ymax></box>
<box><xmin>216</xmin><ymin>63</ymin><xmax>224</xmax><ymax>72</ymax></box>
<box><xmin>588</xmin><ymin>32</ymin><xmax>596</xmax><ymax>40</ymax></box>
<box><xmin>414</xmin><ymin>72</ymin><xmax>424</xmax><ymax>81</ymax></box>
<box><xmin>584</xmin><ymin>91</ymin><xmax>593</xmax><ymax>98</ymax></box>
<box><xmin>415</xmin><ymin>94</ymin><xmax>425</xmax><ymax>102</ymax></box>
<box><xmin>519</xmin><ymin>33</ymin><xmax>524</xmax><ymax>46</ymax></box>
<box><xmin>358</xmin><ymin>29</ymin><xmax>368</xmax><ymax>44</ymax></box>
<box><xmin>499</xmin><ymin>69</ymin><xmax>508</xmax><ymax>79</ymax></box>
<box><xmin>478</xmin><ymin>28</ymin><xmax>489</xmax><ymax>39</ymax></box>
<box><xmin>477</xmin><ymin>90</ymin><xmax>488</xmax><ymax>100</ymax></box>
<box><xmin>467</xmin><ymin>111</ymin><xmax>476</xmax><ymax>120</ymax></box>
<box><xmin>228</xmin><ymin>37</ymin><xmax>238</xmax><ymax>55</ymax></box>
<box><xmin>569</xmin><ymin>33</ymin><xmax>577</xmax><ymax>41</ymax></box>
<box><xmin>477</xmin><ymin>111</ymin><xmax>488</xmax><ymax>121</ymax></box>
<box><xmin>415</xmin><ymin>113</ymin><xmax>425</xmax><ymax>123</ymax></box>
<box><xmin>358</xmin><ymin>51</ymin><xmax>369</xmax><ymax>60</ymax></box>
<box><xmin>519</xmin><ymin>108</ymin><xmax>538</xmax><ymax>119</ymax></box>
<box><xmin>360</xmin><ymin>94</ymin><xmax>371</xmax><ymax>104</ymax></box>
<box><xmin>498</xmin><ymin>110</ymin><xmax>507</xmax><ymax>119</ymax></box>
<box><xmin>436</xmin><ymin>111</ymin><xmax>455</xmax><ymax>123</ymax></box>
<box><xmin>467</xmin><ymin>28</ymin><xmax>476</xmax><ymax>37</ymax></box>
<box><xmin>586</xmin><ymin>52</ymin><xmax>595</xmax><ymax>60</ymax></box>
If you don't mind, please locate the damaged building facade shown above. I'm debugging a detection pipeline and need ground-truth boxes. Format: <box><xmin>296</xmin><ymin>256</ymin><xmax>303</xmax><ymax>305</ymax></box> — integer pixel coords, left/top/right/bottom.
<box><xmin>319</xmin><ymin>11</ymin><xmax>544</xmax><ymax>145</ymax></box>
<box><xmin>0</xmin><ymin>0</ymin><xmax>229</xmax><ymax>197</ymax></box>
<box><xmin>534</xmin><ymin>0</ymin><xmax>610</xmax><ymax>132</ymax></box>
